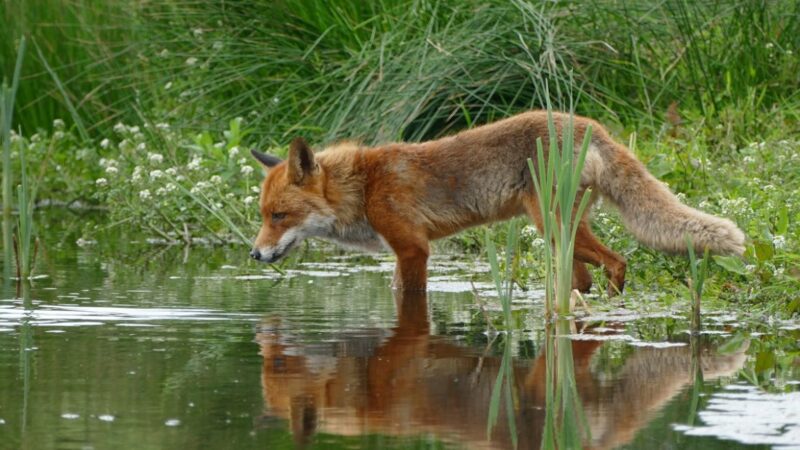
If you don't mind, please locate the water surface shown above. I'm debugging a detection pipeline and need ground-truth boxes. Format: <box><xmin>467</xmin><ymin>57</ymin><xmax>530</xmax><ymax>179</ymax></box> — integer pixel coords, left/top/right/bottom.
<box><xmin>0</xmin><ymin>214</ymin><xmax>797</xmax><ymax>449</ymax></box>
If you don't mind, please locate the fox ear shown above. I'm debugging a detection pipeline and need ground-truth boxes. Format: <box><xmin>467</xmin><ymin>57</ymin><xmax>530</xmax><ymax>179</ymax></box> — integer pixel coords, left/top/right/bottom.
<box><xmin>287</xmin><ymin>137</ymin><xmax>317</xmax><ymax>184</ymax></box>
<box><xmin>251</xmin><ymin>149</ymin><xmax>282</xmax><ymax>171</ymax></box>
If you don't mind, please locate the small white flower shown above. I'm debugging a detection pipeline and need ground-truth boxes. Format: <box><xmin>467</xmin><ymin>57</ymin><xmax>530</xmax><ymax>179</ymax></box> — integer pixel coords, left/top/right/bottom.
<box><xmin>114</xmin><ymin>122</ymin><xmax>126</xmax><ymax>134</ymax></box>
<box><xmin>240</xmin><ymin>165</ymin><xmax>254</xmax><ymax>176</ymax></box>
<box><xmin>132</xmin><ymin>166</ymin><xmax>143</xmax><ymax>181</ymax></box>
<box><xmin>212</xmin><ymin>41</ymin><xmax>224</xmax><ymax>51</ymax></box>
<box><xmin>176</xmin><ymin>175</ymin><xmax>186</xmax><ymax>181</ymax></box>
<box><xmin>187</xmin><ymin>157</ymin><xmax>202</xmax><ymax>170</ymax></box>
<box><xmin>196</xmin><ymin>181</ymin><xmax>212</xmax><ymax>190</ymax></box>
<box><xmin>148</xmin><ymin>152</ymin><xmax>163</xmax><ymax>164</ymax></box>
<box><xmin>213</xmin><ymin>142</ymin><xmax>224</xmax><ymax>150</ymax></box>
<box><xmin>766</xmin><ymin>42</ymin><xmax>774</xmax><ymax>49</ymax></box>
<box><xmin>129</xmin><ymin>125</ymin><xmax>140</xmax><ymax>134</ymax></box>
<box><xmin>190</xmin><ymin>186</ymin><xmax>200</xmax><ymax>194</ymax></box>
<box><xmin>237</xmin><ymin>157</ymin><xmax>247</xmax><ymax>165</ymax></box>
<box><xmin>193</xmin><ymin>28</ymin><xmax>203</xmax><ymax>38</ymax></box>
<box><xmin>159</xmin><ymin>48</ymin><xmax>169</xmax><ymax>58</ymax></box>
<box><xmin>100</xmin><ymin>138</ymin><xmax>110</xmax><ymax>149</ymax></box>
<box><xmin>745</xmin><ymin>264</ymin><xmax>756</xmax><ymax>272</ymax></box>
<box><xmin>210</xmin><ymin>175</ymin><xmax>222</xmax><ymax>184</ymax></box>
<box><xmin>53</xmin><ymin>131</ymin><xmax>65</xmax><ymax>141</ymax></box>
<box><xmin>531</xmin><ymin>238</ymin><xmax>546</xmax><ymax>248</ymax></box>
<box><xmin>105</xmin><ymin>166</ymin><xmax>119</xmax><ymax>175</ymax></box>
<box><xmin>53</xmin><ymin>118</ymin><xmax>65</xmax><ymax>129</ymax></box>
<box><xmin>165</xmin><ymin>183</ymin><xmax>177</xmax><ymax>192</ymax></box>
<box><xmin>165</xmin><ymin>167</ymin><xmax>177</xmax><ymax>176</ymax></box>
<box><xmin>773</xmin><ymin>235</ymin><xmax>787</xmax><ymax>250</ymax></box>
<box><xmin>185</xmin><ymin>57</ymin><xmax>198</xmax><ymax>66</ymax></box>
<box><xmin>229</xmin><ymin>146</ymin><xmax>240</xmax><ymax>158</ymax></box>
<box><xmin>164</xmin><ymin>81</ymin><xmax>173</xmax><ymax>91</ymax></box>
<box><xmin>95</xmin><ymin>178</ymin><xmax>108</xmax><ymax>186</ymax></box>
<box><xmin>271</xmin><ymin>96</ymin><xmax>279</xmax><ymax>104</ymax></box>
<box><xmin>244</xmin><ymin>196</ymin><xmax>257</xmax><ymax>205</ymax></box>
<box><xmin>31</xmin><ymin>133</ymin><xmax>41</xmax><ymax>143</ymax></box>
<box><xmin>149</xmin><ymin>170</ymin><xmax>164</xmax><ymax>180</ymax></box>
<box><xmin>139</xmin><ymin>189</ymin><xmax>151</xmax><ymax>199</ymax></box>
<box><xmin>156</xmin><ymin>122</ymin><xmax>170</xmax><ymax>131</ymax></box>
<box><xmin>251</xmin><ymin>186</ymin><xmax>260</xmax><ymax>194</ymax></box>
<box><xmin>156</xmin><ymin>187</ymin><xmax>167</xmax><ymax>196</ymax></box>
<box><xmin>520</xmin><ymin>225</ymin><xmax>536</xmax><ymax>238</ymax></box>
<box><xmin>137</xmin><ymin>142</ymin><xmax>147</xmax><ymax>152</ymax></box>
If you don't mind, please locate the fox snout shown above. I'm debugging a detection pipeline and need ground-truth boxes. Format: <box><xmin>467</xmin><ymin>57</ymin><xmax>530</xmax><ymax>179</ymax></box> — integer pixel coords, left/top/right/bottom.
<box><xmin>250</xmin><ymin>248</ymin><xmax>264</xmax><ymax>261</ymax></box>
<box><xmin>249</xmin><ymin>242</ymin><xmax>293</xmax><ymax>264</ymax></box>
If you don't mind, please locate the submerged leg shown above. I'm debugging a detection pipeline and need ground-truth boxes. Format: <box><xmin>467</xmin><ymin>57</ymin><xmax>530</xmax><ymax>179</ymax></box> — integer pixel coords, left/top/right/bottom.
<box><xmin>573</xmin><ymin>220</ymin><xmax>626</xmax><ymax>296</ymax></box>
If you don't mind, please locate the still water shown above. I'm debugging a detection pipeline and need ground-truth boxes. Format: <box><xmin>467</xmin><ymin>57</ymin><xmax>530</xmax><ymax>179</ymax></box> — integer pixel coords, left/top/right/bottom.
<box><xmin>0</xmin><ymin>214</ymin><xmax>798</xmax><ymax>449</ymax></box>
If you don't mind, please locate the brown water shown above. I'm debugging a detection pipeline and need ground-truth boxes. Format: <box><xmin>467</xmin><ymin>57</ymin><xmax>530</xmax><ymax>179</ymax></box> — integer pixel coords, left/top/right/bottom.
<box><xmin>0</xmin><ymin>213</ymin><xmax>798</xmax><ymax>449</ymax></box>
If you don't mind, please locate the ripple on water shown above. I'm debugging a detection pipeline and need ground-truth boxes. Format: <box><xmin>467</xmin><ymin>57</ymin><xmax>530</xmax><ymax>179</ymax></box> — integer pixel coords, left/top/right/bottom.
<box><xmin>673</xmin><ymin>383</ymin><xmax>800</xmax><ymax>448</ymax></box>
<box><xmin>0</xmin><ymin>302</ymin><xmax>258</xmax><ymax>331</ymax></box>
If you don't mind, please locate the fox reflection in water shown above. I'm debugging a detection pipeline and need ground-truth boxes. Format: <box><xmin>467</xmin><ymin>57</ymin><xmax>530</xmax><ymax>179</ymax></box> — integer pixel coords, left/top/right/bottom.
<box><xmin>256</xmin><ymin>291</ymin><xmax>747</xmax><ymax>449</ymax></box>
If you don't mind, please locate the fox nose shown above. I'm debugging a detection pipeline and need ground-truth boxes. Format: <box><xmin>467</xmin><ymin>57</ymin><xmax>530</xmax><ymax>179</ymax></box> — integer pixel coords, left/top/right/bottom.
<box><xmin>250</xmin><ymin>248</ymin><xmax>261</xmax><ymax>261</ymax></box>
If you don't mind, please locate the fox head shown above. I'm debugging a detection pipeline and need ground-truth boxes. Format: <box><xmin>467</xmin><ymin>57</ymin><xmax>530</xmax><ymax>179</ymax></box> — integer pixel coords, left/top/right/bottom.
<box><xmin>249</xmin><ymin>138</ymin><xmax>335</xmax><ymax>263</ymax></box>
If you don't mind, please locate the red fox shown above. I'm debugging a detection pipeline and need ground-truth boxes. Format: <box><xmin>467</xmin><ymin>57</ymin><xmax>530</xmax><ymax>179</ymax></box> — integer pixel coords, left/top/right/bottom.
<box><xmin>249</xmin><ymin>111</ymin><xmax>745</xmax><ymax>295</ymax></box>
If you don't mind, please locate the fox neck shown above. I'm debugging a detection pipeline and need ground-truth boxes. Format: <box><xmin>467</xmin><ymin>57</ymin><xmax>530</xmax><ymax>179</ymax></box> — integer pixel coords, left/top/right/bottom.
<box><xmin>315</xmin><ymin>152</ymin><xmax>384</xmax><ymax>252</ymax></box>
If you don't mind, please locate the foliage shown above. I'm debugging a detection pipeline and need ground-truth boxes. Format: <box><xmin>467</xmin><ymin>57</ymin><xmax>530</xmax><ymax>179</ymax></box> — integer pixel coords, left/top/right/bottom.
<box><xmin>0</xmin><ymin>0</ymin><xmax>798</xmax><ymax>314</ymax></box>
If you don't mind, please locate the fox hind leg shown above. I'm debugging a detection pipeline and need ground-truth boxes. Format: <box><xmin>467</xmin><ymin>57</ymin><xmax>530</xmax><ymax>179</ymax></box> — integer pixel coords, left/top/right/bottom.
<box><xmin>573</xmin><ymin>220</ymin><xmax>626</xmax><ymax>296</ymax></box>
<box><xmin>572</xmin><ymin>261</ymin><xmax>593</xmax><ymax>293</ymax></box>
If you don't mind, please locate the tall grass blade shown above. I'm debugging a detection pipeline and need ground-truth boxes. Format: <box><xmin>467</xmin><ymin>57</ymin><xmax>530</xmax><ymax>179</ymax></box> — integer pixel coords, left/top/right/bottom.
<box><xmin>2</xmin><ymin>36</ymin><xmax>26</xmax><ymax>279</ymax></box>
<box><xmin>686</xmin><ymin>236</ymin><xmax>710</xmax><ymax>333</ymax></box>
<box><xmin>33</xmin><ymin>40</ymin><xmax>90</xmax><ymax>142</ymax></box>
<box><xmin>530</xmin><ymin>103</ymin><xmax>592</xmax><ymax>315</ymax></box>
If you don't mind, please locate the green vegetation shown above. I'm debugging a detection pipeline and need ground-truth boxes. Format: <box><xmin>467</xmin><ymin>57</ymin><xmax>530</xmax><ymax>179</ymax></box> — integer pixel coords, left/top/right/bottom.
<box><xmin>529</xmin><ymin>108</ymin><xmax>594</xmax><ymax>315</ymax></box>
<box><xmin>1</xmin><ymin>0</ymin><xmax>798</xmax><ymax>314</ymax></box>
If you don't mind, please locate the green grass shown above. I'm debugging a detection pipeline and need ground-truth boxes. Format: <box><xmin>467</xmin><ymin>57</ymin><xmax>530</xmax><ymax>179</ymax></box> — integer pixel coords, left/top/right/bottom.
<box><xmin>5</xmin><ymin>1</ymin><xmax>799</xmax><ymax>143</ymax></box>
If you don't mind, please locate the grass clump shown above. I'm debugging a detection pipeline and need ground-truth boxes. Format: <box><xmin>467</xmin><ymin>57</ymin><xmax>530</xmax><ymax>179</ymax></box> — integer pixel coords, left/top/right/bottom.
<box><xmin>529</xmin><ymin>107</ymin><xmax>593</xmax><ymax>315</ymax></box>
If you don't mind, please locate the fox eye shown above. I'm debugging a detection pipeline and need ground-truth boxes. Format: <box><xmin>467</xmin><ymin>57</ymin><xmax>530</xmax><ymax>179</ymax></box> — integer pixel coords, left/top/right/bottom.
<box><xmin>271</xmin><ymin>212</ymin><xmax>287</xmax><ymax>222</ymax></box>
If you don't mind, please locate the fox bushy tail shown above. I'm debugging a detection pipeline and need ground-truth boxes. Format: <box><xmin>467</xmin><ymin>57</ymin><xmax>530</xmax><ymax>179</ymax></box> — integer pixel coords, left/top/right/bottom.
<box><xmin>586</xmin><ymin>134</ymin><xmax>745</xmax><ymax>256</ymax></box>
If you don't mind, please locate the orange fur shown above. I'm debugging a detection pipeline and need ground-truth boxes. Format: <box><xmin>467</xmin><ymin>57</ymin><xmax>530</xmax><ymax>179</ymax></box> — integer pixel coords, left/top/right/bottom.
<box><xmin>250</xmin><ymin>111</ymin><xmax>745</xmax><ymax>295</ymax></box>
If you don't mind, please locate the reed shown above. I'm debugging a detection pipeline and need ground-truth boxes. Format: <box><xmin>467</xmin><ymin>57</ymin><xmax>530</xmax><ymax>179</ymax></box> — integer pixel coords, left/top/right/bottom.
<box><xmin>686</xmin><ymin>236</ymin><xmax>710</xmax><ymax>333</ymax></box>
<box><xmin>528</xmin><ymin>107</ymin><xmax>593</xmax><ymax>315</ymax></box>
<box><xmin>485</xmin><ymin>220</ymin><xmax>519</xmax><ymax>446</ymax></box>
<box><xmin>2</xmin><ymin>36</ymin><xmax>26</xmax><ymax>279</ymax></box>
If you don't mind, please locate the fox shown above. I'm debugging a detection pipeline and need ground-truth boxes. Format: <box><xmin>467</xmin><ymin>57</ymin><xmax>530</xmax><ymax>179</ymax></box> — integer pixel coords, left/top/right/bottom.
<box><xmin>249</xmin><ymin>110</ymin><xmax>745</xmax><ymax>295</ymax></box>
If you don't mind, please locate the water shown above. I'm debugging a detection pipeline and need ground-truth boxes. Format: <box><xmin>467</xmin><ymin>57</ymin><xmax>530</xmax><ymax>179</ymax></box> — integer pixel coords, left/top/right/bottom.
<box><xmin>0</xmin><ymin>214</ymin><xmax>798</xmax><ymax>449</ymax></box>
